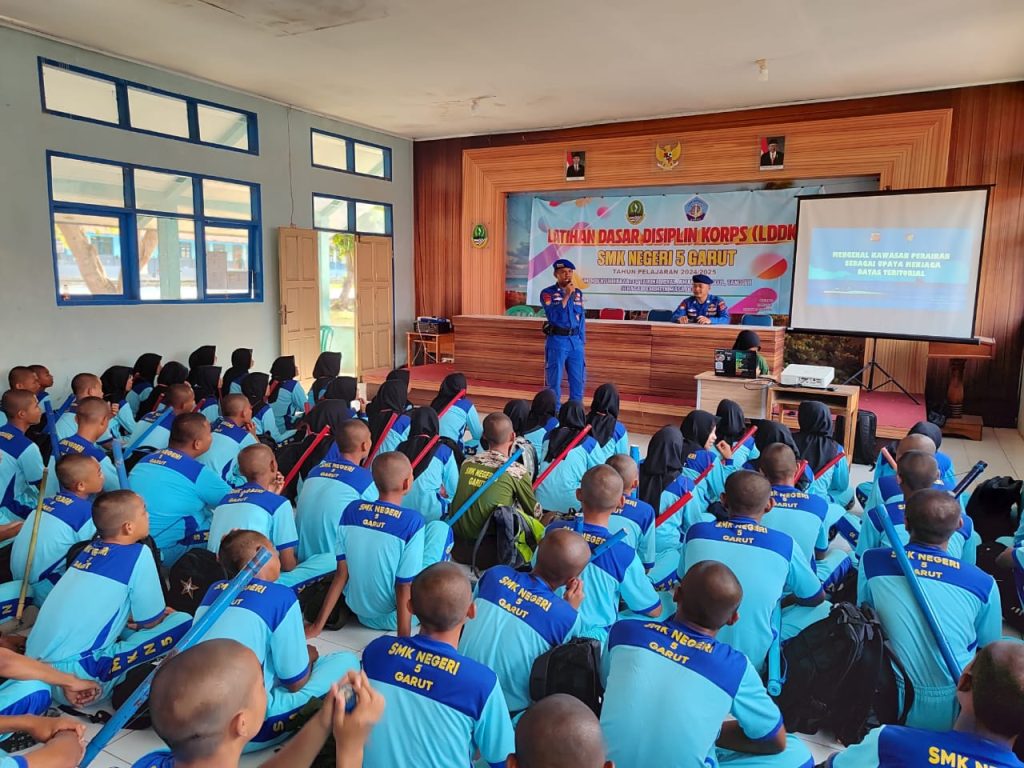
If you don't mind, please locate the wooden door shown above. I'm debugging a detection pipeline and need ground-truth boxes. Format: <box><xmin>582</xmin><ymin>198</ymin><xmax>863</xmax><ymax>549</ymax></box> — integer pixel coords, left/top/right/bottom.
<box><xmin>277</xmin><ymin>227</ymin><xmax>320</xmax><ymax>384</ymax></box>
<box><xmin>355</xmin><ymin>236</ymin><xmax>394</xmax><ymax>373</ymax></box>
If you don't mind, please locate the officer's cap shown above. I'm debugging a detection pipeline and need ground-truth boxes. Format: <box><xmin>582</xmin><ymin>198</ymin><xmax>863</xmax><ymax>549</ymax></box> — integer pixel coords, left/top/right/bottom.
<box><xmin>692</xmin><ymin>274</ymin><xmax>713</xmax><ymax>285</ymax></box>
<box><xmin>553</xmin><ymin>259</ymin><xmax>576</xmax><ymax>271</ymax></box>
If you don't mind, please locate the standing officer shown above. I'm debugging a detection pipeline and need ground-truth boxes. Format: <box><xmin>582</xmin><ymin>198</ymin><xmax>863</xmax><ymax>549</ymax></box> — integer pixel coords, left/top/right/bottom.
<box><xmin>540</xmin><ymin>259</ymin><xmax>585</xmax><ymax>403</ymax></box>
<box><xmin>671</xmin><ymin>274</ymin><xmax>730</xmax><ymax>324</ymax></box>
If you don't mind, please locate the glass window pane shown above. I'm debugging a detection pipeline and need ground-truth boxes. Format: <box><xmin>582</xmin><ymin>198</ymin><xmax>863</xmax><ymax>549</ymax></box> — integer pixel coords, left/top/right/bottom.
<box><xmin>42</xmin><ymin>64</ymin><xmax>119</xmax><ymax>124</ymax></box>
<box><xmin>205</xmin><ymin>226</ymin><xmax>251</xmax><ymax>295</ymax></box>
<box><xmin>202</xmin><ymin>179</ymin><xmax>252</xmax><ymax>220</ymax></box>
<box><xmin>355</xmin><ymin>201</ymin><xmax>388</xmax><ymax>234</ymax></box>
<box><xmin>314</xmin><ymin>195</ymin><xmax>349</xmax><ymax>231</ymax></box>
<box><xmin>197</xmin><ymin>104</ymin><xmax>250</xmax><ymax>150</ymax></box>
<box><xmin>50</xmin><ymin>156</ymin><xmax>124</xmax><ymax>208</ymax></box>
<box><xmin>354</xmin><ymin>143</ymin><xmax>387</xmax><ymax>177</ymax></box>
<box><xmin>53</xmin><ymin>212</ymin><xmax>123</xmax><ymax>298</ymax></box>
<box><xmin>312</xmin><ymin>131</ymin><xmax>348</xmax><ymax>170</ymax></box>
<box><xmin>137</xmin><ymin>216</ymin><xmax>198</xmax><ymax>301</ymax></box>
<box><xmin>134</xmin><ymin>170</ymin><xmax>194</xmax><ymax>215</ymax></box>
<box><xmin>127</xmin><ymin>87</ymin><xmax>189</xmax><ymax>138</ymax></box>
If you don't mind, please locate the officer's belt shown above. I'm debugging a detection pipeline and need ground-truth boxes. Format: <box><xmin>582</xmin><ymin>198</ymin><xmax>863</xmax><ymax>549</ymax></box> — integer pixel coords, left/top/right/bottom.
<box><xmin>547</xmin><ymin>325</ymin><xmax>579</xmax><ymax>337</ymax></box>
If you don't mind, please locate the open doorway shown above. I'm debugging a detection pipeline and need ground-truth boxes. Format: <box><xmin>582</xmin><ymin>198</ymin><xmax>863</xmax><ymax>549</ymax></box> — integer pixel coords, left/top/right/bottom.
<box><xmin>317</xmin><ymin>231</ymin><xmax>357</xmax><ymax>376</ymax></box>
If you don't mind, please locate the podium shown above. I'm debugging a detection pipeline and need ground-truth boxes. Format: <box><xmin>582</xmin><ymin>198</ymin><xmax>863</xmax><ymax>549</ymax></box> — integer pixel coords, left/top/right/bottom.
<box><xmin>927</xmin><ymin>337</ymin><xmax>995</xmax><ymax>440</ymax></box>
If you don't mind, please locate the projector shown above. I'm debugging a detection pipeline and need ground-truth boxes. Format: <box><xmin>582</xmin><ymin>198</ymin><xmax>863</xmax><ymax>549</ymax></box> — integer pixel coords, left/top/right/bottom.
<box><xmin>780</xmin><ymin>364</ymin><xmax>835</xmax><ymax>389</ymax></box>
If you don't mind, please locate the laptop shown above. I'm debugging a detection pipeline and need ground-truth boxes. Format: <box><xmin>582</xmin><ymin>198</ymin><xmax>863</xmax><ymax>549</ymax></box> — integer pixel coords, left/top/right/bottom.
<box><xmin>714</xmin><ymin>349</ymin><xmax>757</xmax><ymax>379</ymax></box>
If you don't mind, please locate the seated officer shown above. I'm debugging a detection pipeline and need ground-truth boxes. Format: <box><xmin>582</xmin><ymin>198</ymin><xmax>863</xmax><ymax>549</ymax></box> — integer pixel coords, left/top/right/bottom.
<box><xmin>26</xmin><ymin>490</ymin><xmax>192</xmax><ymax>703</ymax></box>
<box><xmin>828</xmin><ymin>641</ymin><xmax>1024</xmax><ymax>768</ymax></box>
<box><xmin>859</xmin><ymin>489</ymin><xmax>1001</xmax><ymax>731</ymax></box>
<box><xmin>671</xmin><ymin>274</ymin><xmax>730</xmax><ymax>325</ymax></box>
<box><xmin>606</xmin><ymin>454</ymin><xmax>656</xmax><ymax>571</ymax></box>
<box><xmin>601</xmin><ymin>561</ymin><xmax>811</xmax><ymax>768</ymax></box>
<box><xmin>360</xmin><ymin>562</ymin><xmax>515</xmax><ymax>768</ymax></box>
<box><xmin>129</xmin><ymin>413</ymin><xmax>232</xmax><ymax>565</ymax></box>
<box><xmin>12</xmin><ymin>454</ymin><xmax>100</xmax><ymax>606</ymax></box>
<box><xmin>53</xmin><ymin>372</ymin><xmax>105</xmax><ymax>439</ymax></box>
<box><xmin>547</xmin><ymin>465</ymin><xmax>661</xmax><ymax>641</ymax></box>
<box><xmin>0</xmin><ymin>390</ymin><xmax>44</xmax><ymax>522</ymax></box>
<box><xmin>295</xmin><ymin>419</ymin><xmax>377</xmax><ymax>560</ymax></box>
<box><xmin>200</xmin><ymin>393</ymin><xmax>258</xmax><ymax>487</ymax></box>
<box><xmin>510</xmin><ymin>694</ymin><xmax>612</xmax><ymax>768</ymax></box>
<box><xmin>194</xmin><ymin>531</ymin><xmax>359</xmax><ymax>752</ymax></box>
<box><xmin>124</xmin><ymin>383</ymin><xmax>196</xmax><ymax>454</ymax></box>
<box><xmin>681</xmin><ymin>471</ymin><xmax>824</xmax><ymax>670</ymax></box>
<box><xmin>459</xmin><ymin>528</ymin><xmax>590</xmax><ymax>714</ymax></box>
<box><xmin>44</xmin><ymin>396</ymin><xmax>120</xmax><ymax>495</ymax></box>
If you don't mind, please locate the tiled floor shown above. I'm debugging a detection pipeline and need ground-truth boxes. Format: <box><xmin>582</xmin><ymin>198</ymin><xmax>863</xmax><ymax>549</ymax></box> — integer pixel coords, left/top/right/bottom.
<box><xmin>13</xmin><ymin>428</ymin><xmax>1024</xmax><ymax>766</ymax></box>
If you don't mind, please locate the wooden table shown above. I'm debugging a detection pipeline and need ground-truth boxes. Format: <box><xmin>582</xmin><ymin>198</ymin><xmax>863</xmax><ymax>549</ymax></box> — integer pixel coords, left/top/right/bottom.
<box><xmin>407</xmin><ymin>331</ymin><xmax>455</xmax><ymax>367</ymax></box>
<box><xmin>766</xmin><ymin>383</ymin><xmax>860</xmax><ymax>463</ymax></box>
<box><xmin>695</xmin><ymin>371</ymin><xmax>771</xmax><ymax>419</ymax></box>
<box><xmin>927</xmin><ymin>337</ymin><xmax>995</xmax><ymax>440</ymax></box>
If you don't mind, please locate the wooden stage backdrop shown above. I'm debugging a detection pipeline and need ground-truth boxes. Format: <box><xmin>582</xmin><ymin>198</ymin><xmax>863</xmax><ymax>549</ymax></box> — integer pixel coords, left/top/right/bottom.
<box><xmin>414</xmin><ymin>84</ymin><xmax>1024</xmax><ymax>428</ymax></box>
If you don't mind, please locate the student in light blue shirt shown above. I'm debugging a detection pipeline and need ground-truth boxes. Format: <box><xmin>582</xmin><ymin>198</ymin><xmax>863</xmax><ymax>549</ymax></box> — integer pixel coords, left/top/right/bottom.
<box><xmin>828</xmin><ymin>641</ymin><xmax>1024</xmax><ymax>768</ymax></box>
<box><xmin>716</xmin><ymin>399</ymin><xmax>757</xmax><ymax>468</ymax></box>
<box><xmin>859</xmin><ymin>489</ymin><xmax>1001</xmax><ymax>731</ymax></box>
<box><xmin>123</xmin><ymin>383</ymin><xmax>195</xmax><ymax>455</ymax></box>
<box><xmin>537</xmin><ymin>401</ymin><xmax>602</xmax><ymax>514</ymax></box>
<box><xmin>431</xmin><ymin>372</ymin><xmax>483</xmax><ymax>448</ymax></box>
<box><xmin>459</xmin><ymin>528</ymin><xmax>590</xmax><ymax>713</ymax></box>
<box><xmin>863</xmin><ymin>432</ymin><xmax>960</xmax><ymax>513</ymax></box>
<box><xmin>308</xmin><ymin>351</ymin><xmax>343</xmax><ymax>406</ymax></box>
<box><xmin>101</xmin><ymin>365</ymin><xmax>137</xmax><ymax>440</ymax></box>
<box><xmin>680</xmin><ymin>409</ymin><xmax>733</xmax><ymax>502</ymax></box>
<box><xmin>12</xmin><ymin>454</ymin><xmax>100</xmax><ymax>606</ymax></box>
<box><xmin>127</xmin><ymin>353</ymin><xmax>161</xmax><ymax>417</ymax></box>
<box><xmin>547</xmin><ymin>465</ymin><xmax>661</xmax><ymax>641</ymax></box>
<box><xmin>366</xmin><ymin>379</ymin><xmax>411</xmax><ymax>455</ymax></box>
<box><xmin>510</xmin><ymin>695</ymin><xmax>613</xmax><ymax>768</ymax></box>
<box><xmin>26</xmin><ymin>490</ymin><xmax>192</xmax><ymax>702</ymax></box>
<box><xmin>607</xmin><ymin>453</ymin><xmax>656</xmax><ymax>571</ymax></box>
<box><xmin>200</xmin><ymin>394</ymin><xmax>258</xmax><ymax>487</ymax></box>
<box><xmin>28</xmin><ymin>365</ymin><xmax>54</xmax><ymax>412</ymax></box>
<box><xmin>522</xmin><ymin>388</ymin><xmax>559</xmax><ymax>455</ymax></box>
<box><xmin>681</xmin><ymin>471</ymin><xmax>825</xmax><ymax>671</ymax></box>
<box><xmin>793</xmin><ymin>400</ymin><xmax>852</xmax><ymax>508</ymax></box>
<box><xmin>361</xmin><ymin>562</ymin><xmax>515</xmax><ymax>768</ymax></box>
<box><xmin>307</xmin><ymin>452</ymin><xmax>453</xmax><ymax>637</ymax></box>
<box><xmin>189</xmin><ymin>364</ymin><xmax>222</xmax><ymax>422</ymax></box>
<box><xmin>129</xmin><ymin>413</ymin><xmax>232</xmax><ymax>566</ymax></box>
<box><xmin>295</xmin><ymin>419</ymin><xmax>377</xmax><ymax>560</ymax></box>
<box><xmin>53</xmin><ymin>372</ymin><xmax>104</xmax><ymax>440</ymax></box>
<box><xmin>241</xmin><ymin>372</ymin><xmax>285</xmax><ymax>444</ymax></box>
<box><xmin>396</xmin><ymin>407</ymin><xmax>459</xmax><ymax>523</ymax></box>
<box><xmin>43</xmin><ymin>397</ymin><xmax>120</xmax><ymax>496</ymax></box>
<box><xmin>587</xmin><ymin>383</ymin><xmax>629</xmax><ymax>464</ymax></box>
<box><xmin>0</xmin><ymin>390</ymin><xmax>44</xmax><ymax>523</ymax></box>
<box><xmin>601</xmin><ymin>561</ymin><xmax>812</xmax><ymax>768</ymax></box>
<box><xmin>222</xmin><ymin>348</ymin><xmax>253</xmax><ymax>396</ymax></box>
<box><xmin>193</xmin><ymin>531</ymin><xmax>358</xmax><ymax>752</ymax></box>
<box><xmin>268</xmin><ymin>356</ymin><xmax>306</xmax><ymax>441</ymax></box>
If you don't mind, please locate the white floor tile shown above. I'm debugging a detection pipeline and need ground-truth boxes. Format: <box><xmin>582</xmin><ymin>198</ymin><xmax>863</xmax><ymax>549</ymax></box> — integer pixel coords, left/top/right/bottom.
<box><xmin>92</xmin><ymin>753</ymin><xmax>132</xmax><ymax>768</ymax></box>
<box><xmin>102</xmin><ymin>728</ymin><xmax>169</xmax><ymax>764</ymax></box>
<box><xmin>322</xmin><ymin>622</ymin><xmax>391</xmax><ymax>653</ymax></box>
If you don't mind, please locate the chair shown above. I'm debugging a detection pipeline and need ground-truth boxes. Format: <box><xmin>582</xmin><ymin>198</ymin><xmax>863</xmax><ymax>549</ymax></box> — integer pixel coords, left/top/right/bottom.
<box><xmin>599</xmin><ymin>308</ymin><xmax>626</xmax><ymax>320</ymax></box>
<box><xmin>741</xmin><ymin>314</ymin><xmax>773</xmax><ymax>327</ymax></box>
<box><xmin>647</xmin><ymin>309</ymin><xmax>674</xmax><ymax>323</ymax></box>
<box><xmin>319</xmin><ymin>325</ymin><xmax>334</xmax><ymax>352</ymax></box>
<box><xmin>506</xmin><ymin>305</ymin><xmax>535</xmax><ymax>317</ymax></box>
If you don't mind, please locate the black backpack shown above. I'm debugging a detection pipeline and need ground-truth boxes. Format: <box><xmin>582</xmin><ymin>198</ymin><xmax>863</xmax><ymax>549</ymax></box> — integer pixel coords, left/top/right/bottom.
<box><xmin>298</xmin><ymin>578</ymin><xmax>351</xmax><ymax>632</ymax></box>
<box><xmin>966</xmin><ymin>477</ymin><xmax>1023</xmax><ymax>543</ymax></box>
<box><xmin>529</xmin><ymin>638</ymin><xmax>604</xmax><ymax>716</ymax></box>
<box><xmin>774</xmin><ymin>602</ymin><xmax>913</xmax><ymax>745</ymax></box>
<box><xmin>467</xmin><ymin>505</ymin><xmax>537</xmax><ymax>577</ymax></box>
<box><xmin>836</xmin><ymin>411</ymin><xmax>878</xmax><ymax>465</ymax></box>
<box><xmin>166</xmin><ymin>548</ymin><xmax>227</xmax><ymax>614</ymax></box>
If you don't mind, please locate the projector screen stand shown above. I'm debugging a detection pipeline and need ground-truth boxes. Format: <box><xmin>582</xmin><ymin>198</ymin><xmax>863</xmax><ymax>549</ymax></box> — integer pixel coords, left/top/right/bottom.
<box><xmin>842</xmin><ymin>357</ymin><xmax>921</xmax><ymax>405</ymax></box>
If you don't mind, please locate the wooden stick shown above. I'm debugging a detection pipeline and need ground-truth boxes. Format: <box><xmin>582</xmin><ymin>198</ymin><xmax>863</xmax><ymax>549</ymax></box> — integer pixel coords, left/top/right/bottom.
<box><xmin>533</xmin><ymin>424</ymin><xmax>593</xmax><ymax>490</ymax></box>
<box><xmin>16</xmin><ymin>467</ymin><xmax>48</xmax><ymax>622</ymax></box>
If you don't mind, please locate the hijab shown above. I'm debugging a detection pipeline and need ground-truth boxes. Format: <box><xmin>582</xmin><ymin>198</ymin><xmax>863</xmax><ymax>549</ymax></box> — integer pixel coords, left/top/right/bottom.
<box><xmin>101</xmin><ymin>366</ymin><xmax>133</xmax><ymax>406</ymax></box>
<box><xmin>132</xmin><ymin>353</ymin><xmax>162</xmax><ymax>385</ymax></box>
<box><xmin>311</xmin><ymin>353</ymin><xmax>342</xmax><ymax>402</ymax></box>
<box><xmin>242</xmin><ymin>372</ymin><xmax>270</xmax><ymax>410</ymax></box>
<box><xmin>269</xmin><ymin>356</ymin><xmax>297</xmax><ymax>404</ymax></box>
<box><xmin>587</xmin><ymin>383</ymin><xmax>620</xmax><ymax>448</ymax></box>
<box><xmin>222</xmin><ymin>348</ymin><xmax>252</xmax><ymax>392</ymax></box>
<box><xmin>753</xmin><ymin>420</ymin><xmax>800</xmax><ymax>457</ymax></box>
<box><xmin>387</xmin><ymin>368</ymin><xmax>410</xmax><ymax>386</ymax></box>
<box><xmin>188</xmin><ymin>345</ymin><xmax>216</xmax><ymax>370</ymax></box>
<box><xmin>397</xmin><ymin>407</ymin><xmax>441</xmax><ymax>479</ymax></box>
<box><xmin>367</xmin><ymin>379</ymin><xmax>408</xmax><ymax>448</ymax></box>
<box><xmin>140</xmin><ymin>361</ymin><xmax>189</xmax><ymax>415</ymax></box>
<box><xmin>280</xmin><ymin>400</ymin><xmax>353</xmax><ymax>486</ymax></box>
<box><xmin>733</xmin><ymin>330</ymin><xmax>762</xmax><ymax>351</ymax></box>
<box><xmin>639</xmin><ymin>426</ymin><xmax>684</xmax><ymax>510</ymax></box>
<box><xmin>544</xmin><ymin>401</ymin><xmax>587</xmax><ymax>463</ymax></box>
<box><xmin>324</xmin><ymin>376</ymin><xmax>358</xmax><ymax>404</ymax></box>
<box><xmin>715</xmin><ymin>399</ymin><xmax>746</xmax><ymax>446</ymax></box>
<box><xmin>189</xmin><ymin>365</ymin><xmax>222</xmax><ymax>404</ymax></box>
<box><xmin>503</xmin><ymin>400</ymin><xmax>530</xmax><ymax>436</ymax></box>
<box><xmin>793</xmin><ymin>401</ymin><xmax>840</xmax><ymax>473</ymax></box>
<box><xmin>430</xmin><ymin>373</ymin><xmax>467</xmax><ymax>414</ymax></box>
<box><xmin>525</xmin><ymin>389</ymin><xmax>558</xmax><ymax>433</ymax></box>
<box><xmin>680</xmin><ymin>410</ymin><xmax>716</xmax><ymax>456</ymax></box>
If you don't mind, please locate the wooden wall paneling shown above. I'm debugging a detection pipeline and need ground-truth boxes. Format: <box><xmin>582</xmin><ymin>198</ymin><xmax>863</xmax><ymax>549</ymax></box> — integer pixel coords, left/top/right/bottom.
<box><xmin>414</xmin><ymin>140</ymin><xmax>464</xmax><ymax>318</ymax></box>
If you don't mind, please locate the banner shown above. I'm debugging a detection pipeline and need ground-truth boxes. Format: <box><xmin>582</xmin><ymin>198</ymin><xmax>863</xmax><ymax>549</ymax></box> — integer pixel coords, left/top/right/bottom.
<box><xmin>526</xmin><ymin>188</ymin><xmax>807</xmax><ymax>314</ymax></box>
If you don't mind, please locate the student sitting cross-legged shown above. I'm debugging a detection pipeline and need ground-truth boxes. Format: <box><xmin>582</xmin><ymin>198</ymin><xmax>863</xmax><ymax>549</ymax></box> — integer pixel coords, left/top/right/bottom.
<box><xmin>536</xmin><ymin>401</ymin><xmax>602</xmax><ymax>515</ymax></box>
<box><xmin>200</xmin><ymin>393</ymin><xmax>259</xmax><ymax>487</ymax></box>
<box><xmin>130</xmin><ymin>639</ymin><xmax>383</xmax><ymax>768</ymax></box>
<box><xmin>459</xmin><ymin>528</ymin><xmax>591</xmax><ymax>714</ymax></box>
<box><xmin>509</xmin><ymin>694</ymin><xmax>612</xmax><ymax>768</ymax></box>
<box><xmin>223</xmin><ymin>348</ymin><xmax>253</xmax><ymax>396</ymax></box>
<box><xmin>862</xmin><ymin>433</ymin><xmax>960</xmax><ymax>514</ymax></box>
<box><xmin>360</xmin><ymin>562</ymin><xmax>515</xmax><ymax>768</ymax></box>
<box><xmin>606</xmin><ymin>454</ymin><xmax>656</xmax><ymax>572</ymax></box>
<box><xmin>395</xmin><ymin>406</ymin><xmax>459</xmax><ymax>523</ymax></box>
<box><xmin>432</xmin><ymin>372</ymin><xmax>483</xmax><ymax>449</ymax></box>
<box><xmin>268</xmin><ymin>356</ymin><xmax>306</xmax><ymax>442</ymax></box>
<box><xmin>521</xmin><ymin>389</ymin><xmax>559</xmax><ymax>456</ymax></box>
<box><xmin>0</xmin><ymin>390</ymin><xmax>44</xmax><ymax>523</ymax></box>
<box><xmin>44</xmin><ymin>396</ymin><xmax>120</xmax><ymax>496</ymax></box>
<box><xmin>28</xmin><ymin>365</ymin><xmax>54</xmax><ymax>415</ymax></box>
<box><xmin>600</xmin><ymin>561</ymin><xmax>813</xmax><ymax>768</ymax></box>
<box><xmin>586</xmin><ymin>383</ymin><xmax>629</xmax><ymax>464</ymax></box>
<box><xmin>365</xmin><ymin>379</ymin><xmax>411</xmax><ymax>455</ymax></box>
<box><xmin>308</xmin><ymin>351</ymin><xmax>342</xmax><ymax>406</ymax></box>
<box><xmin>124</xmin><ymin>383</ymin><xmax>196</xmax><ymax>455</ymax></box>
<box><xmin>127</xmin><ymin>352</ymin><xmax>162</xmax><ymax>416</ymax></box>
<box><xmin>306</xmin><ymin>452</ymin><xmax>453</xmax><ymax>638</ymax></box>
<box><xmin>101</xmin><ymin>364</ymin><xmax>137</xmax><ymax>440</ymax></box>
<box><xmin>25</xmin><ymin>490</ymin><xmax>192</xmax><ymax>703</ymax></box>
<box><xmin>52</xmin><ymin>372</ymin><xmax>105</xmax><ymax>440</ymax></box>
<box><xmin>194</xmin><ymin>531</ymin><xmax>359</xmax><ymax>752</ymax></box>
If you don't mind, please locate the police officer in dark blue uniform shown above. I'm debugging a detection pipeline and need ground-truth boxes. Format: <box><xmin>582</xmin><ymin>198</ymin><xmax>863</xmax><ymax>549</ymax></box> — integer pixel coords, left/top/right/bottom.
<box><xmin>540</xmin><ymin>259</ymin><xmax>585</xmax><ymax>403</ymax></box>
<box><xmin>671</xmin><ymin>274</ymin><xmax>731</xmax><ymax>325</ymax></box>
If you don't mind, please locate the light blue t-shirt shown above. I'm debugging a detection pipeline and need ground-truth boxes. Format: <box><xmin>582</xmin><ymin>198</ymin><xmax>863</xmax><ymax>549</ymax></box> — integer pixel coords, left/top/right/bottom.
<box><xmin>207</xmin><ymin>484</ymin><xmax>298</xmax><ymax>556</ymax></box>
<box><xmin>829</xmin><ymin>724</ymin><xmax>1023</xmax><ymax>768</ymax></box>
<box><xmin>536</xmin><ymin>435</ymin><xmax>602</xmax><ymax>514</ymax></box>
<box><xmin>682</xmin><ymin>517</ymin><xmax>824</xmax><ymax>669</ymax></box>
<box><xmin>866</xmin><ymin>465</ymin><xmax>960</xmax><ymax>513</ymax></box>
<box><xmin>11</xmin><ymin>492</ymin><xmax>95</xmax><ymax>603</ymax></box>
<box><xmin>402</xmin><ymin>443</ymin><xmax>459</xmax><ymax>523</ymax></box>
<box><xmin>195</xmin><ymin>579</ymin><xmax>310</xmax><ymax>691</ymax></box>
<box><xmin>55</xmin><ymin>401</ymin><xmax>133</xmax><ymax>443</ymax></box>
<box><xmin>0</xmin><ymin>424</ymin><xmax>43</xmax><ymax>522</ymax></box>
<box><xmin>27</xmin><ymin>541</ymin><xmax>165</xmax><ymax>664</ymax></box>
<box><xmin>439</xmin><ymin>398</ymin><xmax>483</xmax><ymax>447</ymax></box>
<box><xmin>601</xmin><ymin>618</ymin><xmax>784</xmax><ymax>768</ymax></box>
<box><xmin>252</xmin><ymin>404</ymin><xmax>284</xmax><ymax>444</ymax></box>
<box><xmin>379</xmin><ymin>413</ymin><xmax>411</xmax><ymax>454</ymax></box>
<box><xmin>609</xmin><ymin>495</ymin><xmax>656</xmax><ymax>570</ymax></box>
<box><xmin>458</xmin><ymin>565</ymin><xmax>580</xmax><ymax>713</ymax></box>
<box><xmin>269</xmin><ymin>380</ymin><xmax>306</xmax><ymax>438</ymax></box>
<box><xmin>361</xmin><ymin>634</ymin><xmax>515</xmax><ymax>768</ymax></box>
<box><xmin>522</xmin><ymin>417</ymin><xmax>558</xmax><ymax>456</ymax></box>
<box><xmin>806</xmin><ymin>448</ymin><xmax>851</xmax><ymax>501</ymax></box>
<box><xmin>199</xmin><ymin>418</ymin><xmax>258</xmax><ymax>487</ymax></box>
<box><xmin>129</xmin><ymin>449</ymin><xmax>232</xmax><ymax>555</ymax></box>
<box><xmin>763</xmin><ymin>484</ymin><xmax>830</xmax><ymax>566</ymax></box>
<box><xmin>43</xmin><ymin>434</ymin><xmax>120</xmax><ymax>496</ymax></box>
<box><xmin>591</xmin><ymin>421</ymin><xmax>629</xmax><ymax>464</ymax></box>
<box><xmin>126</xmin><ymin>381</ymin><xmax>153</xmax><ymax>417</ymax></box>
<box><xmin>296</xmin><ymin>448</ymin><xmax>378</xmax><ymax>560</ymax></box>
<box><xmin>337</xmin><ymin>499</ymin><xmax>425</xmax><ymax>626</ymax></box>
<box><xmin>654</xmin><ymin>475</ymin><xmax>707</xmax><ymax>556</ymax></box>
<box><xmin>53</xmin><ymin>408</ymin><xmax>79</xmax><ymax>440</ymax></box>
<box><xmin>196</xmin><ymin>397</ymin><xmax>220</xmax><ymax>423</ymax></box>
<box><xmin>858</xmin><ymin>496</ymin><xmax>976</xmax><ymax>564</ymax></box>
<box><xmin>124</xmin><ymin>409</ymin><xmax>173</xmax><ymax>453</ymax></box>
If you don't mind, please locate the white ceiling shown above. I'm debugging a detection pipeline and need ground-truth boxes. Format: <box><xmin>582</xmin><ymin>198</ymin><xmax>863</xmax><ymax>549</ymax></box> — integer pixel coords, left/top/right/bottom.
<box><xmin>2</xmin><ymin>0</ymin><xmax>1023</xmax><ymax>140</ymax></box>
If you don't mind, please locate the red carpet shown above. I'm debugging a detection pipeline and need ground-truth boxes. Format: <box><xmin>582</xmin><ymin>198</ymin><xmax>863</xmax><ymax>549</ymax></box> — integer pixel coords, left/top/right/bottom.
<box><xmin>859</xmin><ymin>390</ymin><xmax>926</xmax><ymax>438</ymax></box>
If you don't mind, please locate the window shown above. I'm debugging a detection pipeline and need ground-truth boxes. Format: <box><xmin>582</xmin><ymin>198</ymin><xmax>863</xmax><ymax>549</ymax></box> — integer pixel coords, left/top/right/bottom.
<box><xmin>311</xmin><ymin>129</ymin><xmax>391</xmax><ymax>180</ymax></box>
<box><xmin>39</xmin><ymin>58</ymin><xmax>258</xmax><ymax>154</ymax></box>
<box><xmin>48</xmin><ymin>152</ymin><xmax>261</xmax><ymax>305</ymax></box>
<box><xmin>313</xmin><ymin>194</ymin><xmax>392</xmax><ymax>236</ymax></box>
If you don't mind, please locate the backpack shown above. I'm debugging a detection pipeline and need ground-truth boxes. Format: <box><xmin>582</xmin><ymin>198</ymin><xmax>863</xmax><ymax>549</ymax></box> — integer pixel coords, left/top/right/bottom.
<box><xmin>774</xmin><ymin>602</ymin><xmax>913</xmax><ymax>745</ymax></box>
<box><xmin>836</xmin><ymin>410</ymin><xmax>878</xmax><ymax>465</ymax></box>
<box><xmin>166</xmin><ymin>548</ymin><xmax>227</xmax><ymax>614</ymax></box>
<box><xmin>966</xmin><ymin>476</ymin><xmax>1023</xmax><ymax>543</ymax></box>
<box><xmin>974</xmin><ymin>541</ymin><xmax>1024</xmax><ymax>634</ymax></box>
<box><xmin>529</xmin><ymin>638</ymin><xmax>604</xmax><ymax>716</ymax></box>
<box><xmin>298</xmin><ymin>578</ymin><xmax>351</xmax><ymax>632</ymax></box>
<box><xmin>468</xmin><ymin>505</ymin><xmax>538</xmax><ymax>576</ymax></box>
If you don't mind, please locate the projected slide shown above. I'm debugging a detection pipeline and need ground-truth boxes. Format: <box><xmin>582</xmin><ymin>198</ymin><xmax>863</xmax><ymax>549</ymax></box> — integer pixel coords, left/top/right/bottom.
<box><xmin>791</xmin><ymin>189</ymin><xmax>988</xmax><ymax>341</ymax></box>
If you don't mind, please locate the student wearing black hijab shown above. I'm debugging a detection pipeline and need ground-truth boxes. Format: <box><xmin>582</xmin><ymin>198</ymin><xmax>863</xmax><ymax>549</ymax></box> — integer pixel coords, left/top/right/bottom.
<box><xmin>275</xmin><ymin>399</ymin><xmax>353</xmax><ymax>499</ymax></box>
<box><xmin>793</xmin><ymin>400</ymin><xmax>851</xmax><ymax>505</ymax></box>
<box><xmin>323</xmin><ymin>376</ymin><xmax>362</xmax><ymax>418</ymax></box>
<box><xmin>139</xmin><ymin>361</ymin><xmax>189</xmax><ymax>416</ymax></box>
<box><xmin>522</xmin><ymin>389</ymin><xmax>559</xmax><ymax>455</ymax></box>
<box><xmin>101</xmin><ymin>364</ymin><xmax>136</xmax><ymax>439</ymax></box>
<box><xmin>679</xmin><ymin>409</ymin><xmax>734</xmax><ymax>503</ymax></box>
<box><xmin>716</xmin><ymin>399</ymin><xmax>756</xmax><ymax>467</ymax></box>
<box><xmin>268</xmin><ymin>355</ymin><xmax>306</xmax><ymax>439</ymax></box>
<box><xmin>504</xmin><ymin>399</ymin><xmax>538</xmax><ymax>480</ymax></box>
<box><xmin>190</xmin><ymin>365</ymin><xmax>223</xmax><ymax>421</ymax></box>
<box><xmin>309</xmin><ymin>352</ymin><xmax>342</xmax><ymax>405</ymax></box>
<box><xmin>242</xmin><ymin>372</ymin><xmax>281</xmax><ymax>444</ymax></box>
<box><xmin>396</xmin><ymin>407</ymin><xmax>460</xmax><ymax>522</ymax></box>
<box><xmin>732</xmin><ymin>329</ymin><xmax>770</xmax><ymax>375</ymax></box>
<box><xmin>187</xmin><ymin>345</ymin><xmax>216</xmax><ymax>370</ymax></box>
<box><xmin>431</xmin><ymin>373</ymin><xmax>482</xmax><ymax>449</ymax></box>
<box><xmin>743</xmin><ymin>420</ymin><xmax>813</xmax><ymax>487</ymax></box>
<box><xmin>222</xmin><ymin>348</ymin><xmax>253</xmax><ymax>394</ymax></box>
<box><xmin>366</xmin><ymin>379</ymin><xmax>412</xmax><ymax>455</ymax></box>
<box><xmin>536</xmin><ymin>401</ymin><xmax>601</xmax><ymax>514</ymax></box>
<box><xmin>128</xmin><ymin>353</ymin><xmax>161</xmax><ymax>415</ymax></box>
<box><xmin>587</xmin><ymin>383</ymin><xmax>629</xmax><ymax>462</ymax></box>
